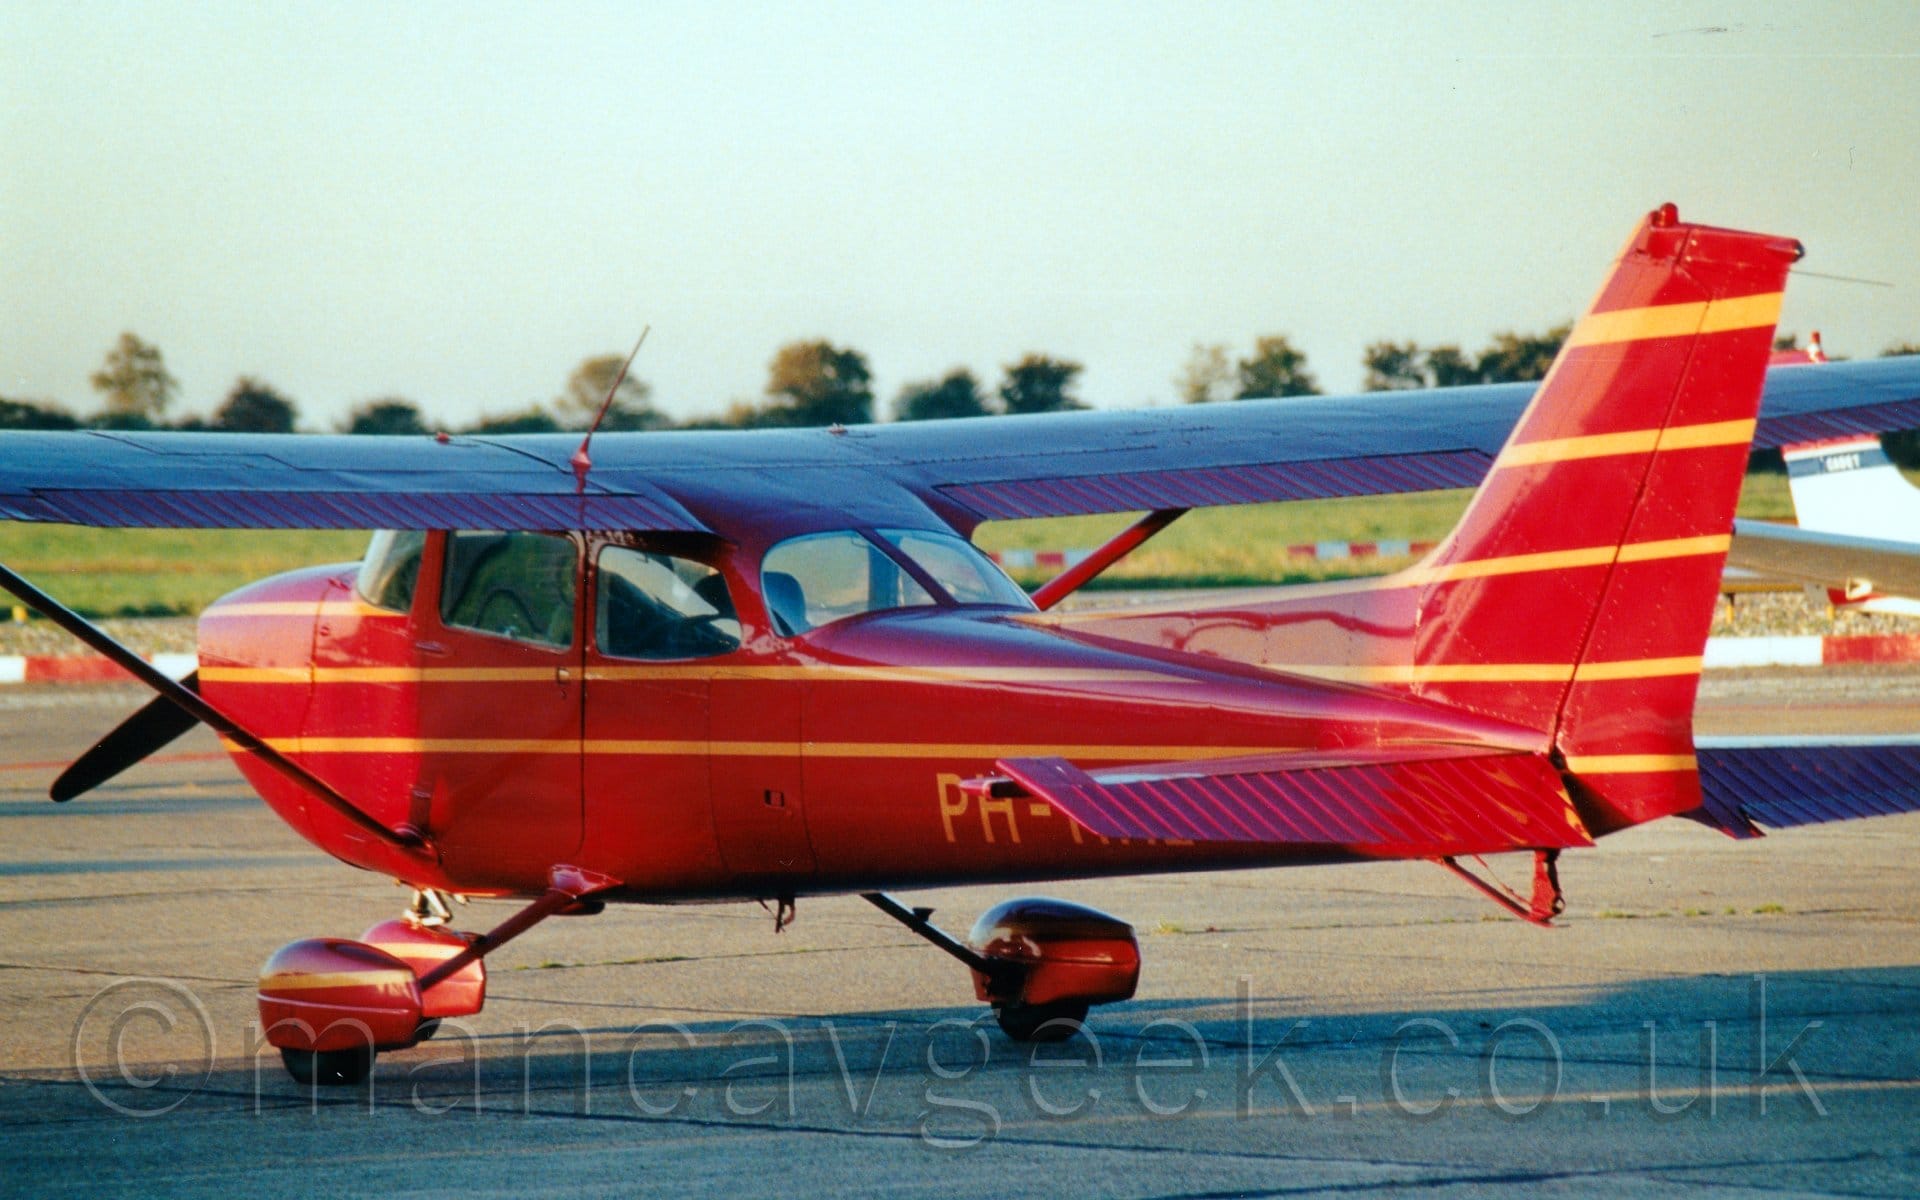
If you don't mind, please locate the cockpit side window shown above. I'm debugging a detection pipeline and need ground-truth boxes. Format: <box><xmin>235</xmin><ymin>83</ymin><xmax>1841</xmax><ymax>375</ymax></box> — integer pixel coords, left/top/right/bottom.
<box><xmin>760</xmin><ymin>531</ymin><xmax>934</xmax><ymax>634</ymax></box>
<box><xmin>440</xmin><ymin>531</ymin><xmax>577</xmax><ymax>648</ymax></box>
<box><xmin>355</xmin><ymin>530</ymin><xmax>427</xmax><ymax>613</ymax></box>
<box><xmin>877</xmin><ymin>529</ymin><xmax>1034</xmax><ymax>610</ymax></box>
<box><xmin>596</xmin><ymin>547</ymin><xmax>742</xmax><ymax>660</ymax></box>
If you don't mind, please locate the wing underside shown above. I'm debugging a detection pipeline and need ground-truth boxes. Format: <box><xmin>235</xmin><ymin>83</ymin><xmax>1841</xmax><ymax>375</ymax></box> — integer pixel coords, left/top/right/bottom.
<box><xmin>2</xmin><ymin>358</ymin><xmax>1917</xmax><ymax>533</ymax></box>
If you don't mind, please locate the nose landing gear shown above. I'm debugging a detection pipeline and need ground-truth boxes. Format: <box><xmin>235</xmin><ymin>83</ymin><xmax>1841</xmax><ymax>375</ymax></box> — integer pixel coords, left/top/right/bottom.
<box><xmin>256</xmin><ymin>867</ymin><xmax>618</xmax><ymax>1084</ymax></box>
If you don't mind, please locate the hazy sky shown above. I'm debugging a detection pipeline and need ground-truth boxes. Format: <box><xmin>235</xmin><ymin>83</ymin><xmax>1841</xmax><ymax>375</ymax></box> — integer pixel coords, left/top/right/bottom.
<box><xmin>4</xmin><ymin>2</ymin><xmax>1917</xmax><ymax>429</ymax></box>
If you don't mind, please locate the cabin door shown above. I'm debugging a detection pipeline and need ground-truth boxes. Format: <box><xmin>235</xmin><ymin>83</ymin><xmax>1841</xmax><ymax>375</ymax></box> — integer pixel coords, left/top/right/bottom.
<box><xmin>418</xmin><ymin>530</ymin><xmax>585</xmax><ymax>882</ymax></box>
<box><xmin>580</xmin><ymin>541</ymin><xmax>737</xmax><ymax>890</ymax></box>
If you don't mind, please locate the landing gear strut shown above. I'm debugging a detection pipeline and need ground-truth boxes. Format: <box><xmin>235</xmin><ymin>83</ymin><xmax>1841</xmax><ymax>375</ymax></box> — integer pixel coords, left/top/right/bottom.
<box><xmin>258</xmin><ymin>866</ymin><xmax>618</xmax><ymax>1085</ymax></box>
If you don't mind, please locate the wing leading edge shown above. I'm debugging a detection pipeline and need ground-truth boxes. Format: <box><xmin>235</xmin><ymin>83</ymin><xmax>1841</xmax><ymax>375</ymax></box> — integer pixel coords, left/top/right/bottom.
<box><xmin>2</xmin><ymin>357</ymin><xmax>1918</xmax><ymax>534</ymax></box>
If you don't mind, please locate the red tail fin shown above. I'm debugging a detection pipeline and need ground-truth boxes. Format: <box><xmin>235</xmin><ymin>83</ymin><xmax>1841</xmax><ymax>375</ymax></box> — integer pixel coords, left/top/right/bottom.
<box><xmin>1424</xmin><ymin>204</ymin><xmax>1798</xmax><ymax>829</ymax></box>
<box><xmin>1052</xmin><ymin>205</ymin><xmax>1798</xmax><ymax>835</ymax></box>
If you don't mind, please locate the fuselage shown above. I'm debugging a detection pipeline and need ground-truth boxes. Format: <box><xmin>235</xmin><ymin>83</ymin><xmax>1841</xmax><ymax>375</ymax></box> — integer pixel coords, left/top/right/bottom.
<box><xmin>197</xmin><ymin>527</ymin><xmax>1546</xmax><ymax>901</ymax></box>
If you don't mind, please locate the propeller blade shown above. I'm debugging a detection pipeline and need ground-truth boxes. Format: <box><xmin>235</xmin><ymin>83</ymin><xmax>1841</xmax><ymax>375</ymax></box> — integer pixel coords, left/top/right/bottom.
<box><xmin>51</xmin><ymin>671</ymin><xmax>203</xmax><ymax>802</ymax></box>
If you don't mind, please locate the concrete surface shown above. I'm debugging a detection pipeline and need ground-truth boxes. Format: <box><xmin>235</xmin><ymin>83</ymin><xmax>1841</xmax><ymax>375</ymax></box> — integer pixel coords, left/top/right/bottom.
<box><xmin>2</xmin><ymin>673</ymin><xmax>1917</xmax><ymax>1198</ymax></box>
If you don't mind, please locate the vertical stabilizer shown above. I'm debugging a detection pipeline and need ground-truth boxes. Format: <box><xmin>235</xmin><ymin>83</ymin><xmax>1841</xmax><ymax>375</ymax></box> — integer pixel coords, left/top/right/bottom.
<box><xmin>1413</xmin><ymin>205</ymin><xmax>1798</xmax><ymax>830</ymax></box>
<box><xmin>1047</xmin><ymin>206</ymin><xmax>1799</xmax><ymax>834</ymax></box>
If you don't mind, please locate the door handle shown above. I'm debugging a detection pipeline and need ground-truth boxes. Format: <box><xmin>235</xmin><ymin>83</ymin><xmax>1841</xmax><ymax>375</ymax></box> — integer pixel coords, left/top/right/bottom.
<box><xmin>556</xmin><ymin>666</ymin><xmax>575</xmax><ymax>686</ymax></box>
<box><xmin>414</xmin><ymin>640</ymin><xmax>450</xmax><ymax>657</ymax></box>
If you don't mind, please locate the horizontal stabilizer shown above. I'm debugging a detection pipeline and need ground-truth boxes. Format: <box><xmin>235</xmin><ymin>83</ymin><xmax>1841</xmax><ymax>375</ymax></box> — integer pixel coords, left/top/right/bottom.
<box><xmin>1697</xmin><ymin>737</ymin><xmax>1920</xmax><ymax>834</ymax></box>
<box><xmin>974</xmin><ymin>750</ymin><xmax>1592</xmax><ymax>855</ymax></box>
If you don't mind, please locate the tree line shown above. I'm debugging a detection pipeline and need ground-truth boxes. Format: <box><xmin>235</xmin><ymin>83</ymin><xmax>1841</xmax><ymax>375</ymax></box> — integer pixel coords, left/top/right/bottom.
<box><xmin>6</xmin><ymin>328</ymin><xmax>1918</xmax><ymax>435</ymax></box>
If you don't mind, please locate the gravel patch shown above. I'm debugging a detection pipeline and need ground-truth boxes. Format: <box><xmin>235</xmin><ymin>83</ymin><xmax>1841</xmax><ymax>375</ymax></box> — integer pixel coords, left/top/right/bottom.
<box><xmin>1711</xmin><ymin>589</ymin><xmax>1916</xmax><ymax>637</ymax></box>
<box><xmin>0</xmin><ymin>616</ymin><xmax>198</xmax><ymax>658</ymax></box>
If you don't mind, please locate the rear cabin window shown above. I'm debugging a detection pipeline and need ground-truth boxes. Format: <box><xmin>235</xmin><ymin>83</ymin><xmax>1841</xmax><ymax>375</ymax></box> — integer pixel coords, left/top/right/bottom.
<box><xmin>760</xmin><ymin>531</ymin><xmax>934</xmax><ymax>635</ymax></box>
<box><xmin>356</xmin><ymin>530</ymin><xmax>427</xmax><ymax>613</ymax></box>
<box><xmin>440</xmin><ymin>531</ymin><xmax>577</xmax><ymax>648</ymax></box>
<box><xmin>596</xmin><ymin>547</ymin><xmax>742</xmax><ymax>660</ymax></box>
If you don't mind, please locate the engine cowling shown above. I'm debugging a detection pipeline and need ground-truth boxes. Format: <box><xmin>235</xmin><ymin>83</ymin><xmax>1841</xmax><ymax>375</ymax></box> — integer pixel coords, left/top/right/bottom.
<box><xmin>257</xmin><ymin>937</ymin><xmax>424</xmax><ymax>1053</ymax></box>
<box><xmin>967</xmin><ymin>897</ymin><xmax>1140</xmax><ymax>1010</ymax></box>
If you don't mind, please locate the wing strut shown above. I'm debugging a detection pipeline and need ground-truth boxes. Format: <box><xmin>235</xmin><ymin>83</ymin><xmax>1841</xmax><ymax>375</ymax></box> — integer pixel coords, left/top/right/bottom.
<box><xmin>1029</xmin><ymin>508</ymin><xmax>1186</xmax><ymax>611</ymax></box>
<box><xmin>0</xmin><ymin>563</ymin><xmax>428</xmax><ymax>857</ymax></box>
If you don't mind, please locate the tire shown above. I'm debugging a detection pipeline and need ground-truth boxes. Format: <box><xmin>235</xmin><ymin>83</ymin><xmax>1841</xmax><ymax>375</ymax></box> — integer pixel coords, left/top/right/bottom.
<box><xmin>280</xmin><ymin>1045</ymin><xmax>375</xmax><ymax>1086</ymax></box>
<box><xmin>994</xmin><ymin>1001</ymin><xmax>1090</xmax><ymax>1043</ymax></box>
<box><xmin>414</xmin><ymin>1018</ymin><xmax>443</xmax><ymax>1043</ymax></box>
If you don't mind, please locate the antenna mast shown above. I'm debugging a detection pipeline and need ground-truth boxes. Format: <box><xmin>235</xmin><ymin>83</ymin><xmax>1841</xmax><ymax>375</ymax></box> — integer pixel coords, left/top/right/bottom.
<box><xmin>570</xmin><ymin>326</ymin><xmax>650</xmax><ymax>491</ymax></box>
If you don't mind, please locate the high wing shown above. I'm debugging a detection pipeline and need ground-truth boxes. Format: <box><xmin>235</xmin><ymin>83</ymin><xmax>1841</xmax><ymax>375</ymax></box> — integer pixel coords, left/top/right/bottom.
<box><xmin>1727</xmin><ymin>518</ymin><xmax>1920</xmax><ymax>598</ymax></box>
<box><xmin>3</xmin><ymin>356</ymin><xmax>1919</xmax><ymax>534</ymax></box>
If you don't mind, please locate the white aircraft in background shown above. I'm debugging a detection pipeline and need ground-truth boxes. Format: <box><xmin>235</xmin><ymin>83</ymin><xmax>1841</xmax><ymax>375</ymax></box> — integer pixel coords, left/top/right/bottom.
<box><xmin>1729</xmin><ymin>431</ymin><xmax>1920</xmax><ymax>615</ymax></box>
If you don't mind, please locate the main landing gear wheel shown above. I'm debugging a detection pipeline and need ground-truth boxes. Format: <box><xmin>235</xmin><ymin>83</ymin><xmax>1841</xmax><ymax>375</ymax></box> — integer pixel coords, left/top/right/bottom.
<box><xmin>280</xmin><ymin>1045</ymin><xmax>375</xmax><ymax>1087</ymax></box>
<box><xmin>994</xmin><ymin>1001</ymin><xmax>1089</xmax><ymax>1043</ymax></box>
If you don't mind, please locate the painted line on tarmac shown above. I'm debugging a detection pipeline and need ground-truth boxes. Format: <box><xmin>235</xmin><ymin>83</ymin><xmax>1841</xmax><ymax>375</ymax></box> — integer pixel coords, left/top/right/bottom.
<box><xmin>0</xmin><ymin>751</ymin><xmax>227</xmax><ymax>774</ymax></box>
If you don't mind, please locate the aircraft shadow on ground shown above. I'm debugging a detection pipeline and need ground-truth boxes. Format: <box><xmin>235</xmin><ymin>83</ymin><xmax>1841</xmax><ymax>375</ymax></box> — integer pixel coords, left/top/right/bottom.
<box><xmin>38</xmin><ymin>963</ymin><xmax>1920</xmax><ymax>1134</ymax></box>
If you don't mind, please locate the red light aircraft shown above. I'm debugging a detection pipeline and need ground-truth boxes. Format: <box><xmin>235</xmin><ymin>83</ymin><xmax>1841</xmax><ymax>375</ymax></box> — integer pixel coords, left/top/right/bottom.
<box><xmin>6</xmin><ymin>205</ymin><xmax>1920</xmax><ymax>1086</ymax></box>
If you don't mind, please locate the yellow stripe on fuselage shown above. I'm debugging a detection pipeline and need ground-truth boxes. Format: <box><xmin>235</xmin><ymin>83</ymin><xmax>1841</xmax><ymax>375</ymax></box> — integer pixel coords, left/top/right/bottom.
<box><xmin>201</xmin><ymin>664</ymin><xmax>1201</xmax><ymax>687</ymax></box>
<box><xmin>222</xmin><ymin>736</ymin><xmax>1292</xmax><ymax>762</ymax></box>
<box><xmin>203</xmin><ymin>666</ymin><xmax>560</xmax><ymax>684</ymax></box>
<box><xmin>1258</xmin><ymin>662</ymin><xmax>1575</xmax><ymax>685</ymax></box>
<box><xmin>207</xmin><ymin>654</ymin><xmax>1706</xmax><ymax>692</ymax></box>
<box><xmin>203</xmin><ymin>601</ymin><xmax>401</xmax><ymax>619</ymax></box>
<box><xmin>586</xmin><ymin>665</ymin><xmax>1190</xmax><ymax>685</ymax></box>
<box><xmin>1257</xmin><ymin>654</ymin><xmax>1702</xmax><ymax>686</ymax></box>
